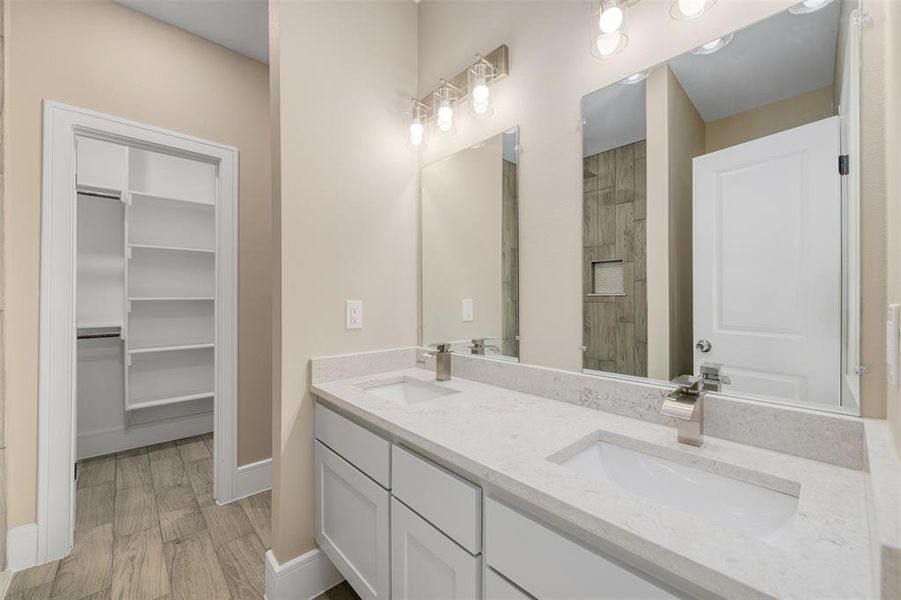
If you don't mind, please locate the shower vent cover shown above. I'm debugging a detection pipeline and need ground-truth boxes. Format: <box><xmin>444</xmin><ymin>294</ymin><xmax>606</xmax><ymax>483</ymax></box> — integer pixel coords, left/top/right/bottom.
<box><xmin>592</xmin><ymin>260</ymin><xmax>625</xmax><ymax>296</ymax></box>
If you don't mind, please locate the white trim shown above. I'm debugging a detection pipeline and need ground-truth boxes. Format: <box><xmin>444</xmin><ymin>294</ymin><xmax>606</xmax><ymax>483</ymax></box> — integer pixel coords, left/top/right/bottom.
<box><xmin>265</xmin><ymin>548</ymin><xmax>343</xmax><ymax>600</ymax></box>
<box><xmin>7</xmin><ymin>524</ymin><xmax>39</xmax><ymax>571</ymax></box>
<box><xmin>76</xmin><ymin>412</ymin><xmax>213</xmax><ymax>460</ymax></box>
<box><xmin>39</xmin><ymin>101</ymin><xmax>240</xmax><ymax>564</ymax></box>
<box><xmin>233</xmin><ymin>458</ymin><xmax>273</xmax><ymax>501</ymax></box>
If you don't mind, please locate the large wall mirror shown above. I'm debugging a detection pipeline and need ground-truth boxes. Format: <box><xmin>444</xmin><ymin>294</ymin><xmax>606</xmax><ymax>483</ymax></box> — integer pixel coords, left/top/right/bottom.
<box><xmin>581</xmin><ymin>1</ymin><xmax>861</xmax><ymax>413</ymax></box>
<box><xmin>422</xmin><ymin>128</ymin><xmax>520</xmax><ymax>361</ymax></box>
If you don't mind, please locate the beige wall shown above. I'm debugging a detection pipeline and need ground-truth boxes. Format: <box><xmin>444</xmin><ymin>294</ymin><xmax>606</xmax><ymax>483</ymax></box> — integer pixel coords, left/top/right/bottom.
<box><xmin>705</xmin><ymin>86</ymin><xmax>836</xmax><ymax>153</ymax></box>
<box><xmin>272</xmin><ymin>0</ymin><xmax>418</xmax><ymax>562</ymax></box>
<box><xmin>645</xmin><ymin>66</ymin><xmax>704</xmax><ymax>381</ymax></box>
<box><xmin>5</xmin><ymin>0</ymin><xmax>272</xmax><ymax>528</ymax></box>
<box><xmin>422</xmin><ymin>135</ymin><xmax>503</xmax><ymax>346</ymax></box>
<box><xmin>885</xmin><ymin>0</ymin><xmax>901</xmax><ymax>457</ymax></box>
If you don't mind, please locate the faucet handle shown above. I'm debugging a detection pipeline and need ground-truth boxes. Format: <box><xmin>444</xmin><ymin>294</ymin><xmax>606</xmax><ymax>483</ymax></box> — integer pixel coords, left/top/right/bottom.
<box><xmin>428</xmin><ymin>342</ymin><xmax>452</xmax><ymax>353</ymax></box>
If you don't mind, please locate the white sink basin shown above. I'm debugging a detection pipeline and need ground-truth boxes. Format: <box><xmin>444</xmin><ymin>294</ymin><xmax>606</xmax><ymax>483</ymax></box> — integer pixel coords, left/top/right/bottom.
<box><xmin>553</xmin><ymin>438</ymin><xmax>798</xmax><ymax>544</ymax></box>
<box><xmin>356</xmin><ymin>376</ymin><xmax>459</xmax><ymax>405</ymax></box>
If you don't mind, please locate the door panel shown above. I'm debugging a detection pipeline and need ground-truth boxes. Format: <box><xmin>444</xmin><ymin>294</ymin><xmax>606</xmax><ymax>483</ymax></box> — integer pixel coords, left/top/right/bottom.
<box><xmin>693</xmin><ymin>116</ymin><xmax>841</xmax><ymax>405</ymax></box>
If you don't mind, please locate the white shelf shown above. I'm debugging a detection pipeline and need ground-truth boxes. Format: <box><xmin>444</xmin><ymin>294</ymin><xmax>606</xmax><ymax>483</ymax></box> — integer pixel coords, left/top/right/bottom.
<box><xmin>129</xmin><ymin>297</ymin><xmax>214</xmax><ymax>302</ymax></box>
<box><xmin>130</xmin><ymin>190</ymin><xmax>213</xmax><ymax>207</ymax></box>
<box><xmin>129</xmin><ymin>343</ymin><xmax>214</xmax><ymax>355</ymax></box>
<box><xmin>77</xmin><ymin>183</ymin><xmax>123</xmax><ymax>198</ymax></box>
<box><xmin>127</xmin><ymin>391</ymin><xmax>214</xmax><ymax>411</ymax></box>
<box><xmin>128</xmin><ymin>243</ymin><xmax>215</xmax><ymax>254</ymax></box>
<box><xmin>78</xmin><ymin>321</ymin><xmax>124</xmax><ymax>329</ymax></box>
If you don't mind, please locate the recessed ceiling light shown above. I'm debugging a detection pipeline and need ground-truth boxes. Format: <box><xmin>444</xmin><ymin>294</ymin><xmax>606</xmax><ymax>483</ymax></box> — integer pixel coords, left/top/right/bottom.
<box><xmin>689</xmin><ymin>33</ymin><xmax>734</xmax><ymax>55</ymax></box>
<box><xmin>620</xmin><ymin>69</ymin><xmax>650</xmax><ymax>85</ymax></box>
<box><xmin>789</xmin><ymin>0</ymin><xmax>834</xmax><ymax>14</ymax></box>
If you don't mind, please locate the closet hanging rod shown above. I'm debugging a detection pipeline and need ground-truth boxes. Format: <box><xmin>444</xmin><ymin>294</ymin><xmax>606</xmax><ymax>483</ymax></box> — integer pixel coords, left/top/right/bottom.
<box><xmin>77</xmin><ymin>190</ymin><xmax>121</xmax><ymax>200</ymax></box>
<box><xmin>77</xmin><ymin>332</ymin><xmax>121</xmax><ymax>340</ymax></box>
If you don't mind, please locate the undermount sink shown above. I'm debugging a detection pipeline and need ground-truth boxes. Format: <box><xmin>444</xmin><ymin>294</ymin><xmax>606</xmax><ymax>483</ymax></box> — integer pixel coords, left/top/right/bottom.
<box><xmin>356</xmin><ymin>376</ymin><xmax>459</xmax><ymax>405</ymax></box>
<box><xmin>552</xmin><ymin>436</ymin><xmax>799</xmax><ymax>544</ymax></box>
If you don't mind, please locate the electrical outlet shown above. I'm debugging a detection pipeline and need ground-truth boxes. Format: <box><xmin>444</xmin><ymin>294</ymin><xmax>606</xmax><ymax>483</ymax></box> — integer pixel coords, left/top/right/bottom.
<box><xmin>462</xmin><ymin>299</ymin><xmax>474</xmax><ymax>322</ymax></box>
<box><xmin>346</xmin><ymin>300</ymin><xmax>363</xmax><ymax>330</ymax></box>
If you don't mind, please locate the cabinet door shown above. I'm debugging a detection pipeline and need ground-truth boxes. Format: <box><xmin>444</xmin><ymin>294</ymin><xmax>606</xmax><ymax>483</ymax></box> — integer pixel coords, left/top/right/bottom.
<box><xmin>315</xmin><ymin>441</ymin><xmax>390</xmax><ymax>600</ymax></box>
<box><xmin>391</xmin><ymin>498</ymin><xmax>480</xmax><ymax>600</ymax></box>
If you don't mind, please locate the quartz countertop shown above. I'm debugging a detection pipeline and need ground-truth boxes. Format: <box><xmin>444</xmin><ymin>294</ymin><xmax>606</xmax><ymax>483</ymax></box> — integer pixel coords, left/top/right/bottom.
<box><xmin>312</xmin><ymin>367</ymin><xmax>874</xmax><ymax>600</ymax></box>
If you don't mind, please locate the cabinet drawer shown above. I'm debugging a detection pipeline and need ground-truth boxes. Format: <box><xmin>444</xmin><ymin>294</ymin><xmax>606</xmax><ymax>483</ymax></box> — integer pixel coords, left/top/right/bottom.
<box><xmin>485</xmin><ymin>498</ymin><xmax>678</xmax><ymax>600</ymax></box>
<box><xmin>314</xmin><ymin>441</ymin><xmax>390</xmax><ymax>600</ymax></box>
<box><xmin>392</xmin><ymin>445</ymin><xmax>481</xmax><ymax>553</ymax></box>
<box><xmin>315</xmin><ymin>403</ymin><xmax>391</xmax><ymax>488</ymax></box>
<box><xmin>485</xmin><ymin>568</ymin><xmax>535</xmax><ymax>599</ymax></box>
<box><xmin>391</xmin><ymin>498</ymin><xmax>480</xmax><ymax>600</ymax></box>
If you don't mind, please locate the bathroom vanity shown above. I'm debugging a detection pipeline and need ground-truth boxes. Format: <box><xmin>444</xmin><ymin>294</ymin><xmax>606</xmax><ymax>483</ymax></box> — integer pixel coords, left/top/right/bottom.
<box><xmin>311</xmin><ymin>348</ymin><xmax>895</xmax><ymax>600</ymax></box>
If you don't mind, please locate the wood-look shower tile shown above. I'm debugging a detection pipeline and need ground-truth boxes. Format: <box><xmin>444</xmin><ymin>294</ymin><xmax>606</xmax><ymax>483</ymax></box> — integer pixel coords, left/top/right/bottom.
<box><xmin>614</xmin><ymin>202</ymin><xmax>635</xmax><ymax>261</ymax></box>
<box><xmin>215</xmin><ymin>532</ymin><xmax>266</xmax><ymax>599</ymax></box>
<box><xmin>634</xmin><ymin>139</ymin><xmax>647</xmax><ymax>160</ymax></box>
<box><xmin>183</xmin><ymin>457</ymin><xmax>213</xmax><ymax>498</ymax></box>
<box><xmin>111</xmin><ymin>527</ymin><xmax>169</xmax><ymax>600</ymax></box>
<box><xmin>77</xmin><ymin>456</ymin><xmax>115</xmax><ymax>489</ymax></box>
<box><xmin>634</xmin><ymin>219</ymin><xmax>647</xmax><ymax>281</ymax></box>
<box><xmin>115</xmin><ymin>454</ymin><xmax>152</xmax><ymax>490</ymax></box>
<box><xmin>198</xmin><ymin>496</ymin><xmax>254</xmax><ymax>548</ymax></box>
<box><xmin>598</xmin><ymin>202</ymin><xmax>615</xmax><ymax>246</ymax></box>
<box><xmin>164</xmin><ymin>530</ymin><xmax>230</xmax><ymax>600</ymax></box>
<box><xmin>597</xmin><ymin>150</ymin><xmax>615</xmax><ymax>189</ymax></box>
<box><xmin>615</xmin><ymin>321</ymin><xmax>637</xmax><ymax>376</ymax></box>
<box><xmin>50</xmin><ymin>523</ymin><xmax>113</xmax><ymax>600</ymax></box>
<box><xmin>634</xmin><ymin>157</ymin><xmax>647</xmax><ymax>220</ymax></box>
<box><xmin>8</xmin><ymin>561</ymin><xmax>59</xmax><ymax>595</ymax></box>
<box><xmin>583</xmin><ymin>155</ymin><xmax>598</xmax><ymax>191</ymax></box>
<box><xmin>147</xmin><ymin>441</ymin><xmax>180</xmax><ymax>462</ymax></box>
<box><xmin>239</xmin><ymin>490</ymin><xmax>271</xmax><ymax>549</ymax></box>
<box><xmin>636</xmin><ymin>342</ymin><xmax>648</xmax><ymax>377</ymax></box>
<box><xmin>635</xmin><ymin>279</ymin><xmax>648</xmax><ymax>343</ymax></box>
<box><xmin>114</xmin><ymin>484</ymin><xmax>158</xmax><ymax>538</ymax></box>
<box><xmin>614</xmin><ymin>144</ymin><xmax>634</xmax><ymax>205</ymax></box>
<box><xmin>76</xmin><ymin>481</ymin><xmax>115</xmax><ymax>532</ymax></box>
<box><xmin>585</xmin><ymin>302</ymin><xmax>616</xmax><ymax>362</ymax></box>
<box><xmin>76</xmin><ymin>590</ymin><xmax>112</xmax><ymax>600</ymax></box>
<box><xmin>200</xmin><ymin>432</ymin><xmax>214</xmax><ymax>455</ymax></box>
<box><xmin>583</xmin><ymin>191</ymin><xmax>600</xmax><ymax>246</ymax></box>
<box><xmin>614</xmin><ymin>262</ymin><xmax>635</xmax><ymax>323</ymax></box>
<box><xmin>176</xmin><ymin>438</ymin><xmax>210</xmax><ymax>464</ymax></box>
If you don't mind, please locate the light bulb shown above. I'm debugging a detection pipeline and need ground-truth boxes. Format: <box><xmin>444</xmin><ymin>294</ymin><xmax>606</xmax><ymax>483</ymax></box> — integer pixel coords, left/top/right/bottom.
<box><xmin>437</xmin><ymin>118</ymin><xmax>453</xmax><ymax>132</ymax></box>
<box><xmin>409</xmin><ymin>121</ymin><xmax>424</xmax><ymax>137</ymax></box>
<box><xmin>410</xmin><ymin>132</ymin><xmax>424</xmax><ymax>147</ymax></box>
<box><xmin>437</xmin><ymin>104</ymin><xmax>453</xmax><ymax>123</ymax></box>
<box><xmin>598</xmin><ymin>5</ymin><xmax>624</xmax><ymax>34</ymax></box>
<box><xmin>677</xmin><ymin>0</ymin><xmax>706</xmax><ymax>18</ymax></box>
<box><xmin>473</xmin><ymin>101</ymin><xmax>489</xmax><ymax>116</ymax></box>
<box><xmin>596</xmin><ymin>33</ymin><xmax>622</xmax><ymax>57</ymax></box>
<box><xmin>472</xmin><ymin>83</ymin><xmax>490</xmax><ymax>104</ymax></box>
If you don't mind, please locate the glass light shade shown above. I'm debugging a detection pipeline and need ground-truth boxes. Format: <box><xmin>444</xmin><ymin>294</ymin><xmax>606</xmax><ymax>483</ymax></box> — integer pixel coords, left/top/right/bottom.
<box><xmin>433</xmin><ymin>85</ymin><xmax>457</xmax><ymax>135</ymax></box>
<box><xmin>689</xmin><ymin>33</ymin><xmax>734</xmax><ymax>55</ymax></box>
<box><xmin>788</xmin><ymin>0</ymin><xmax>834</xmax><ymax>14</ymax></box>
<box><xmin>468</xmin><ymin>61</ymin><xmax>494</xmax><ymax>119</ymax></box>
<box><xmin>407</xmin><ymin>100</ymin><xmax>428</xmax><ymax>149</ymax></box>
<box><xmin>670</xmin><ymin>0</ymin><xmax>716</xmax><ymax>20</ymax></box>
<box><xmin>591</xmin><ymin>1</ymin><xmax>629</xmax><ymax>59</ymax></box>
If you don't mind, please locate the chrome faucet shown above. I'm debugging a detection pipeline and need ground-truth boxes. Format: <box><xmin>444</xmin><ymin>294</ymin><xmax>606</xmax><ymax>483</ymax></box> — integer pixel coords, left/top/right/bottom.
<box><xmin>661</xmin><ymin>377</ymin><xmax>705</xmax><ymax>446</ymax></box>
<box><xmin>469</xmin><ymin>337</ymin><xmax>501</xmax><ymax>356</ymax></box>
<box><xmin>421</xmin><ymin>343</ymin><xmax>452</xmax><ymax>381</ymax></box>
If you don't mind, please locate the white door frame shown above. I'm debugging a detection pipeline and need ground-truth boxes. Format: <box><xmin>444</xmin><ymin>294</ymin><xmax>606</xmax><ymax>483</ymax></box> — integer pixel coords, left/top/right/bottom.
<box><xmin>38</xmin><ymin>101</ymin><xmax>239</xmax><ymax>563</ymax></box>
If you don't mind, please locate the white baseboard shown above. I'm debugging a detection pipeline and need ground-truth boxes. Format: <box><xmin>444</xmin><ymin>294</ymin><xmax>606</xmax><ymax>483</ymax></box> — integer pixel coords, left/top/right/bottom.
<box><xmin>234</xmin><ymin>458</ymin><xmax>272</xmax><ymax>501</ymax></box>
<box><xmin>77</xmin><ymin>411</ymin><xmax>213</xmax><ymax>460</ymax></box>
<box><xmin>265</xmin><ymin>547</ymin><xmax>343</xmax><ymax>600</ymax></box>
<box><xmin>7</xmin><ymin>523</ymin><xmax>39</xmax><ymax>571</ymax></box>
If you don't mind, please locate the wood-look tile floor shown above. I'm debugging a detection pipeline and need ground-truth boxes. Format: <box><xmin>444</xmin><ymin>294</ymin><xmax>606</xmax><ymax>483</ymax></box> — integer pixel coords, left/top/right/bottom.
<box><xmin>6</xmin><ymin>434</ymin><xmax>359</xmax><ymax>600</ymax></box>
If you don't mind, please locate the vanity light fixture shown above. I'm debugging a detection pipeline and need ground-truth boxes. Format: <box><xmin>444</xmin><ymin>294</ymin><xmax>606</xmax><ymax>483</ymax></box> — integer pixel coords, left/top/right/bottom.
<box><xmin>592</xmin><ymin>0</ymin><xmax>629</xmax><ymax>58</ymax></box>
<box><xmin>408</xmin><ymin>99</ymin><xmax>429</xmax><ymax>149</ymax></box>
<box><xmin>620</xmin><ymin>69</ymin><xmax>651</xmax><ymax>84</ymax></box>
<box><xmin>689</xmin><ymin>33</ymin><xmax>733</xmax><ymax>55</ymax></box>
<box><xmin>468</xmin><ymin>56</ymin><xmax>496</xmax><ymax>118</ymax></box>
<box><xmin>788</xmin><ymin>0</ymin><xmax>835</xmax><ymax>14</ymax></box>
<box><xmin>670</xmin><ymin>0</ymin><xmax>716</xmax><ymax>21</ymax></box>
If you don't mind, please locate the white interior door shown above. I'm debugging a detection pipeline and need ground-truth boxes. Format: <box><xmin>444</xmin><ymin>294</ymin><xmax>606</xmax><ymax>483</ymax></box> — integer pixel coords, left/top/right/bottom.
<box><xmin>693</xmin><ymin>116</ymin><xmax>841</xmax><ymax>406</ymax></box>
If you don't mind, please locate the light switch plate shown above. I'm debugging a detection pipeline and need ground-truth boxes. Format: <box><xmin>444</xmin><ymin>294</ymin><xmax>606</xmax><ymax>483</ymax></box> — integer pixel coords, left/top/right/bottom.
<box><xmin>346</xmin><ymin>300</ymin><xmax>363</xmax><ymax>330</ymax></box>
<box><xmin>462</xmin><ymin>299</ymin><xmax>474</xmax><ymax>322</ymax></box>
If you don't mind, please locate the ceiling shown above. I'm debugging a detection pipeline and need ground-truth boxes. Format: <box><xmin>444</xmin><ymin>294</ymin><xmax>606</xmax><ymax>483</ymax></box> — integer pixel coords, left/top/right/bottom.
<box><xmin>583</xmin><ymin>1</ymin><xmax>842</xmax><ymax>155</ymax></box>
<box><xmin>114</xmin><ymin>0</ymin><xmax>269</xmax><ymax>64</ymax></box>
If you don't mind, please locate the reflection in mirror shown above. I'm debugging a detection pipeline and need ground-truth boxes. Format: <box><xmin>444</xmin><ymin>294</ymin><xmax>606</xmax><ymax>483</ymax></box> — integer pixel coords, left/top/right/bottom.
<box><xmin>581</xmin><ymin>0</ymin><xmax>861</xmax><ymax>413</ymax></box>
<box><xmin>421</xmin><ymin>128</ymin><xmax>520</xmax><ymax>361</ymax></box>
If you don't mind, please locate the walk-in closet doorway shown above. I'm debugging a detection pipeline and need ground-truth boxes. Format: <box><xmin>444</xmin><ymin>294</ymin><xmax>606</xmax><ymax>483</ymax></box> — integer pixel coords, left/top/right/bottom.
<box><xmin>37</xmin><ymin>102</ymin><xmax>238</xmax><ymax>564</ymax></box>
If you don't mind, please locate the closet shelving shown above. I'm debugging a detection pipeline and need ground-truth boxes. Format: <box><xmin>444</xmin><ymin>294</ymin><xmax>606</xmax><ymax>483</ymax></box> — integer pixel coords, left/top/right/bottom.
<box><xmin>76</xmin><ymin>137</ymin><xmax>219</xmax><ymax>417</ymax></box>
